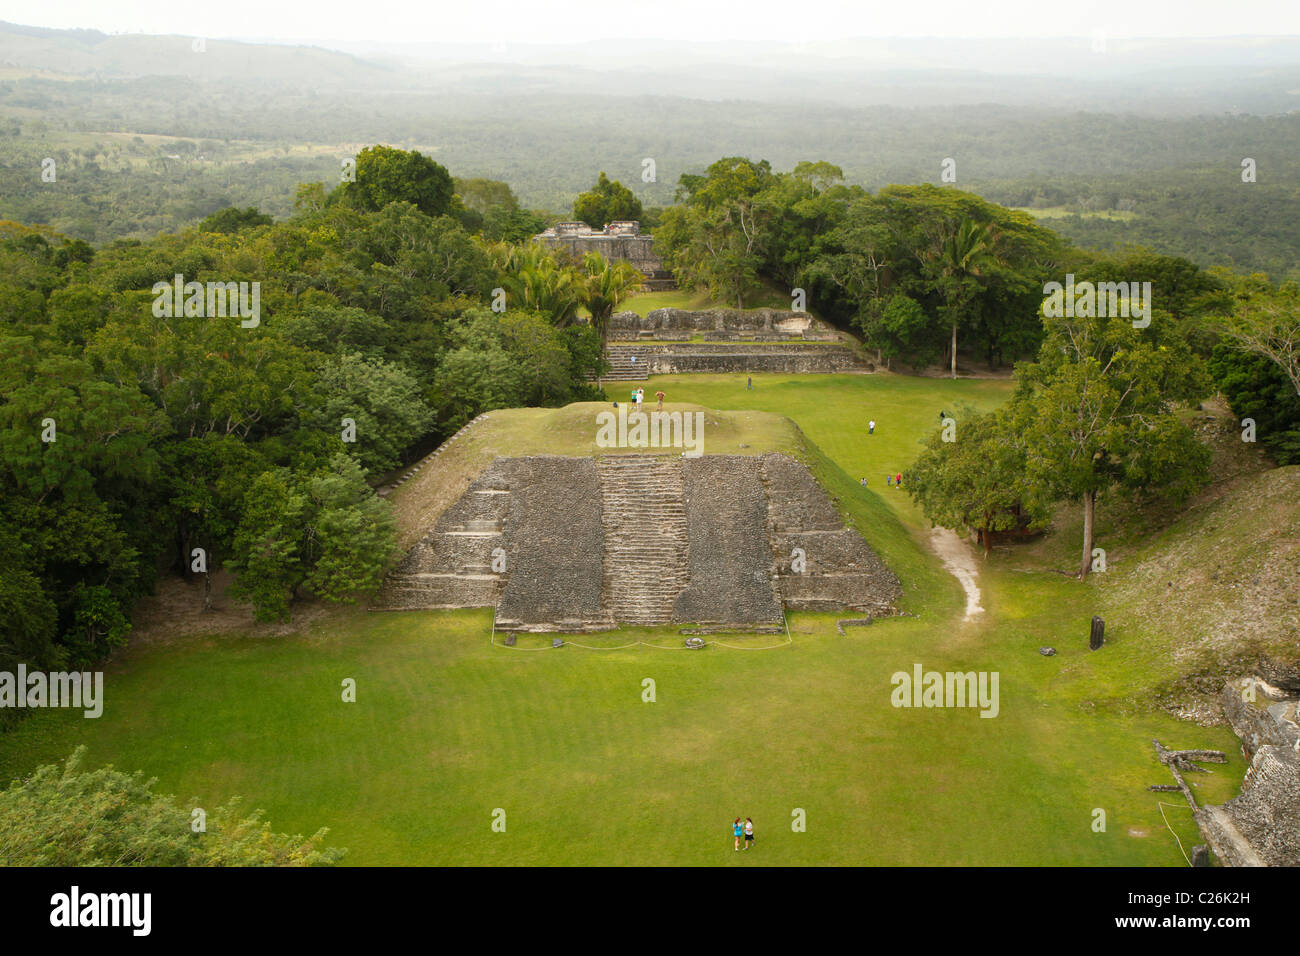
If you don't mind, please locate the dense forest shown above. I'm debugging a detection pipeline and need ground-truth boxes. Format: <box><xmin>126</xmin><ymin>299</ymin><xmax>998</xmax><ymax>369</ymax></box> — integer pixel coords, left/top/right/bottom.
<box><xmin>3</xmin><ymin>19</ymin><xmax>1299</xmax><ymax>724</ymax></box>
<box><xmin>4</xmin><ymin>59</ymin><xmax>1300</xmax><ymax>278</ymax></box>
<box><xmin>0</xmin><ymin>146</ymin><xmax>615</xmax><ymax>699</ymax></box>
<box><xmin>4</xmin><ymin>142</ymin><xmax>1298</xmax><ymax>696</ymax></box>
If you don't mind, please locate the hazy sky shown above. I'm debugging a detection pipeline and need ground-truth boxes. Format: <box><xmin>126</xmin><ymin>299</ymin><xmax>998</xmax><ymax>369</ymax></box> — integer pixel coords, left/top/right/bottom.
<box><xmin>10</xmin><ymin>0</ymin><xmax>1300</xmax><ymax>46</ymax></box>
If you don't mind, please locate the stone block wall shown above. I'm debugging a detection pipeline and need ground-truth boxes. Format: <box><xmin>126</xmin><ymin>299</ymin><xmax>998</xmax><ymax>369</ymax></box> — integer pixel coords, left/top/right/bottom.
<box><xmin>607</xmin><ymin>308</ymin><xmax>840</xmax><ymax>342</ymax></box>
<box><xmin>1197</xmin><ymin>744</ymin><xmax>1300</xmax><ymax>867</ymax></box>
<box><xmin>605</xmin><ymin>342</ymin><xmax>871</xmax><ymax>375</ymax></box>
<box><xmin>674</xmin><ymin>456</ymin><xmax>783</xmax><ymax>626</ymax></box>
<box><xmin>376</xmin><ymin>453</ymin><xmax>899</xmax><ymax>631</ymax></box>
<box><xmin>762</xmin><ymin>454</ymin><xmax>903</xmax><ymax>614</ymax></box>
<box><xmin>495</xmin><ymin>457</ymin><xmax>608</xmax><ymax>632</ymax></box>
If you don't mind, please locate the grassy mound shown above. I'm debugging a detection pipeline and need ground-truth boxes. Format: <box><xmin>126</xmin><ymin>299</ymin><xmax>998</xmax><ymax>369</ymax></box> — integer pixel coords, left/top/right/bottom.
<box><xmin>386</xmin><ymin>403</ymin><xmax>805</xmax><ymax>553</ymax></box>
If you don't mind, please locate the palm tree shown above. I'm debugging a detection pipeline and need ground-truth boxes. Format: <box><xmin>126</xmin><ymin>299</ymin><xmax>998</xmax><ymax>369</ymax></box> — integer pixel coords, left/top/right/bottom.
<box><xmin>926</xmin><ymin>217</ymin><xmax>999</xmax><ymax>379</ymax></box>
<box><xmin>578</xmin><ymin>252</ymin><xmax>643</xmax><ymax>342</ymax></box>
<box><xmin>498</xmin><ymin>243</ymin><xmax>582</xmax><ymax>326</ymax></box>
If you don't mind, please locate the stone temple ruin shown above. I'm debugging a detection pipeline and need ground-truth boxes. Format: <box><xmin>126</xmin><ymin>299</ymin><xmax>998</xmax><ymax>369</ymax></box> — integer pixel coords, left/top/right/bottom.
<box><xmin>375</xmin><ymin>452</ymin><xmax>901</xmax><ymax>632</ymax></box>
<box><xmin>534</xmin><ymin>220</ymin><xmax>675</xmax><ymax>290</ymax></box>
<box><xmin>598</xmin><ymin>308</ymin><xmax>872</xmax><ymax>381</ymax></box>
<box><xmin>1194</xmin><ymin>673</ymin><xmax>1300</xmax><ymax>866</ymax></box>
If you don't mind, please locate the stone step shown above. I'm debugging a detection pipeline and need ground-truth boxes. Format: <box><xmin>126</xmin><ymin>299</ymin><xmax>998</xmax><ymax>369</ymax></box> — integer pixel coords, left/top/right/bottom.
<box><xmin>597</xmin><ymin>455</ymin><xmax>690</xmax><ymax>625</ymax></box>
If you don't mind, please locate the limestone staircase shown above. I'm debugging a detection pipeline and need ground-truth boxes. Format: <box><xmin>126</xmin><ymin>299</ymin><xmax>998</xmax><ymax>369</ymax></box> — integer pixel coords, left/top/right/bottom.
<box><xmin>597</xmin><ymin>455</ymin><xmax>689</xmax><ymax>625</ymax></box>
<box><xmin>596</xmin><ymin>345</ymin><xmax>650</xmax><ymax>383</ymax></box>
<box><xmin>374</xmin><ymin>475</ymin><xmax>510</xmax><ymax>609</ymax></box>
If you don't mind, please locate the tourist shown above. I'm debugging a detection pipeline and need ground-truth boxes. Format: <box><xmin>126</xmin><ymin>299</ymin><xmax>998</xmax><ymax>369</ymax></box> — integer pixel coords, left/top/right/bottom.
<box><xmin>656</xmin><ymin>389</ymin><xmax>665</xmax><ymax>411</ymax></box>
<box><xmin>860</xmin><ymin>477</ymin><xmax>867</xmax><ymax>486</ymax></box>
<box><xmin>733</xmin><ymin>817</ymin><xmax>744</xmax><ymax>851</ymax></box>
<box><xmin>868</xmin><ymin>419</ymin><xmax>875</xmax><ymax>434</ymax></box>
<box><xmin>635</xmin><ymin>388</ymin><xmax>644</xmax><ymax>409</ymax></box>
<box><xmin>886</xmin><ymin>474</ymin><xmax>893</xmax><ymax>487</ymax></box>
<box><xmin>895</xmin><ymin>472</ymin><xmax>902</xmax><ymax>488</ymax></box>
<box><xmin>747</xmin><ymin>376</ymin><xmax>753</xmax><ymax>390</ymax></box>
<box><xmin>744</xmin><ymin>817</ymin><xmax>754</xmax><ymax>849</ymax></box>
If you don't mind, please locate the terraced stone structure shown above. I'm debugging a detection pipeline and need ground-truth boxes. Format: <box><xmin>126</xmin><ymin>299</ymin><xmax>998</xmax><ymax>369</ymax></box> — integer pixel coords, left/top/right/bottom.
<box><xmin>534</xmin><ymin>221</ymin><xmax>674</xmax><ymax>290</ymax></box>
<box><xmin>594</xmin><ymin>308</ymin><xmax>871</xmax><ymax>382</ymax></box>
<box><xmin>596</xmin><ymin>343</ymin><xmax>872</xmax><ymax>381</ymax></box>
<box><xmin>1196</xmin><ymin>676</ymin><xmax>1300</xmax><ymax>866</ymax></box>
<box><xmin>376</xmin><ymin>452</ymin><xmax>901</xmax><ymax>631</ymax></box>
<box><xmin>608</xmin><ymin>308</ymin><xmax>841</xmax><ymax>342</ymax></box>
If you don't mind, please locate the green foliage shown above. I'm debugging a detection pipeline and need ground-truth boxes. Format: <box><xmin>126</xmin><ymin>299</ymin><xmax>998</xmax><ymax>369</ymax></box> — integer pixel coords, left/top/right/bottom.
<box><xmin>60</xmin><ymin>584</ymin><xmax>131</xmax><ymax>668</ymax></box>
<box><xmin>492</xmin><ymin>242</ymin><xmax>582</xmax><ymax>326</ymax></box>
<box><xmin>0</xmin><ymin>523</ymin><xmax>61</xmax><ymax>697</ymax></box>
<box><xmin>299</xmin><ymin>455</ymin><xmax>397</xmax><ymax>602</ymax></box>
<box><xmin>907</xmin><ymin>409</ymin><xmax>1049</xmax><ymax>554</ymax></box>
<box><xmin>1011</xmin><ymin>310</ymin><xmax>1212</xmax><ymax>576</ymax></box>
<box><xmin>308</xmin><ymin>354</ymin><xmax>432</xmax><ymax>474</ymax></box>
<box><xmin>578</xmin><ymin>251</ymin><xmax>643</xmax><ymax>334</ymax></box>
<box><xmin>1208</xmin><ymin>343</ymin><xmax>1300</xmax><ymax>465</ymax></box>
<box><xmin>657</xmin><ymin>157</ymin><xmax>773</xmax><ymax>308</ymax></box>
<box><xmin>228</xmin><ymin>455</ymin><xmax>395</xmax><ymax>621</ymax></box>
<box><xmin>227</xmin><ymin>469</ymin><xmax>305</xmax><ymax>622</ymax></box>
<box><xmin>572</xmin><ymin>171</ymin><xmax>643</xmax><ymax>229</ymax></box>
<box><xmin>199</xmin><ymin>206</ymin><xmax>273</xmax><ymax>234</ymax></box>
<box><xmin>335</xmin><ymin>145</ymin><xmax>454</xmax><ymax>219</ymax></box>
<box><xmin>430</xmin><ymin>309</ymin><xmax>605</xmax><ymax>432</ymax></box>
<box><xmin>0</xmin><ymin>747</ymin><xmax>344</xmax><ymax>865</ymax></box>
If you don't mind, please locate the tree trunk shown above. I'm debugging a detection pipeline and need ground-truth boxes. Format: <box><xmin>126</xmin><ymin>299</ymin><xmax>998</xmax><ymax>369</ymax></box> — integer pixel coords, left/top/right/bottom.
<box><xmin>950</xmin><ymin>321</ymin><xmax>958</xmax><ymax>379</ymax></box>
<box><xmin>1079</xmin><ymin>490</ymin><xmax>1096</xmax><ymax>579</ymax></box>
<box><xmin>982</xmin><ymin>516</ymin><xmax>992</xmax><ymax>558</ymax></box>
<box><xmin>203</xmin><ymin>569</ymin><xmax>212</xmax><ymax>612</ymax></box>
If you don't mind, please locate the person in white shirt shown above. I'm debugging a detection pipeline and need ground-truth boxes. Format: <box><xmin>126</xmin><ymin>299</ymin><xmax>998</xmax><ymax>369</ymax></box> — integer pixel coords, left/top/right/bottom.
<box><xmin>743</xmin><ymin>817</ymin><xmax>754</xmax><ymax>849</ymax></box>
<box><xmin>868</xmin><ymin>420</ymin><xmax>875</xmax><ymax>434</ymax></box>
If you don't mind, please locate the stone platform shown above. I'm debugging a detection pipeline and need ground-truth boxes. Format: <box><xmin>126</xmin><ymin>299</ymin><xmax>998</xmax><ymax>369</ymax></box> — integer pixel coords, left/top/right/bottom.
<box><xmin>374</xmin><ymin>453</ymin><xmax>901</xmax><ymax>632</ymax></box>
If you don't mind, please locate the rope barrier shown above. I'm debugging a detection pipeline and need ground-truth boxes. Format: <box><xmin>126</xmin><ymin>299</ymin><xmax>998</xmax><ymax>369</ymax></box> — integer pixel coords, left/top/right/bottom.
<box><xmin>1156</xmin><ymin>800</ymin><xmax>1194</xmax><ymax>867</ymax></box>
<box><xmin>489</xmin><ymin>614</ymin><xmax>796</xmax><ymax>652</ymax></box>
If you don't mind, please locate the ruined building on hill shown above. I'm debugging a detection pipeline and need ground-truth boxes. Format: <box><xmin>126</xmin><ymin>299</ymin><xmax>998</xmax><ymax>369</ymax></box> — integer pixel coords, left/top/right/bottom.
<box><xmin>534</xmin><ymin>221</ymin><xmax>675</xmax><ymax>290</ymax></box>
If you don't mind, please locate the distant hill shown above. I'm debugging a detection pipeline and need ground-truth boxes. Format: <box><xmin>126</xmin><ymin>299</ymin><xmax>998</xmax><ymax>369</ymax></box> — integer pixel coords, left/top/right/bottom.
<box><xmin>0</xmin><ymin>20</ymin><xmax>393</xmax><ymax>86</ymax></box>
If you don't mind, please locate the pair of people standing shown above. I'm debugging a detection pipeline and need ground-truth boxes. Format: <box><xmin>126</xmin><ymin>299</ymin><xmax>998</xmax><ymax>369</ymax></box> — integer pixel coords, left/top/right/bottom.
<box><xmin>629</xmin><ymin>388</ymin><xmax>666</xmax><ymax>411</ymax></box>
<box><xmin>732</xmin><ymin>817</ymin><xmax>755</xmax><ymax>850</ymax></box>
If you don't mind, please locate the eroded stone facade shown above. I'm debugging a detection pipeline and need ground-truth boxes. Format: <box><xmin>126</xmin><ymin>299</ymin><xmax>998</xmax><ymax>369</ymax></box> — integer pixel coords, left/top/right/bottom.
<box><xmin>375</xmin><ymin>453</ymin><xmax>901</xmax><ymax>631</ymax></box>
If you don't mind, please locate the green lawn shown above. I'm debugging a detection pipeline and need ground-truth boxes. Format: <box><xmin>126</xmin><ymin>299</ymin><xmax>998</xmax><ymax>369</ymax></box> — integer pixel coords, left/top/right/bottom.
<box><xmin>0</xmin><ymin>371</ymin><xmax>1244</xmax><ymax>865</ymax></box>
<box><xmin>623</xmin><ymin>282</ymin><xmax>799</xmax><ymax>316</ymax></box>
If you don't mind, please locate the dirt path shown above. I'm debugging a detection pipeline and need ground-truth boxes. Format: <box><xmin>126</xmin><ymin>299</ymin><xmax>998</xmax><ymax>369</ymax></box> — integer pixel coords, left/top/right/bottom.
<box><xmin>928</xmin><ymin>527</ymin><xmax>985</xmax><ymax>621</ymax></box>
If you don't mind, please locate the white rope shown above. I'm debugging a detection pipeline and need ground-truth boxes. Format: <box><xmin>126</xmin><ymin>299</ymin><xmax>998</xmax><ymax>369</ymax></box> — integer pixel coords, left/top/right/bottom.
<box><xmin>1156</xmin><ymin>800</ymin><xmax>1194</xmax><ymax>867</ymax></box>
<box><xmin>490</xmin><ymin>615</ymin><xmax>795</xmax><ymax>652</ymax></box>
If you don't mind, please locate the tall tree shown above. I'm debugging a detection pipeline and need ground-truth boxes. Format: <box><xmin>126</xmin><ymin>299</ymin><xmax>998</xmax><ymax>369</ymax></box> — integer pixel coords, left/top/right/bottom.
<box><xmin>573</xmin><ymin>172</ymin><xmax>643</xmax><ymax>229</ymax></box>
<box><xmin>578</xmin><ymin>251</ymin><xmax>643</xmax><ymax>341</ymax></box>
<box><xmin>1213</xmin><ymin>277</ymin><xmax>1300</xmax><ymax>398</ymax></box>
<box><xmin>925</xmin><ymin>217</ymin><xmax>998</xmax><ymax>379</ymax></box>
<box><xmin>337</xmin><ymin>146</ymin><xmax>454</xmax><ymax>220</ymax></box>
<box><xmin>907</xmin><ymin>408</ymin><xmax>1049</xmax><ymax>557</ymax></box>
<box><xmin>1013</xmin><ymin>310</ymin><xmax>1211</xmax><ymax>579</ymax></box>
